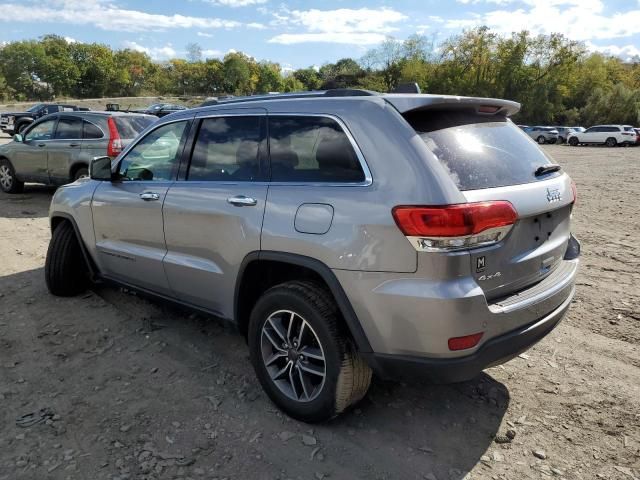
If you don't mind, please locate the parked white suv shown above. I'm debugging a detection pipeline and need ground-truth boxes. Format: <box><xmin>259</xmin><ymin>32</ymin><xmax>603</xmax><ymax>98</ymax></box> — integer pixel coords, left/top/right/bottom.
<box><xmin>567</xmin><ymin>125</ymin><xmax>637</xmax><ymax>147</ymax></box>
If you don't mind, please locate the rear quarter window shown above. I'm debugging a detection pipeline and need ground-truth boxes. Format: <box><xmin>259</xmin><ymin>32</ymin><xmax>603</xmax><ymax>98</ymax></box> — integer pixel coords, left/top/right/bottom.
<box><xmin>406</xmin><ymin>110</ymin><xmax>558</xmax><ymax>191</ymax></box>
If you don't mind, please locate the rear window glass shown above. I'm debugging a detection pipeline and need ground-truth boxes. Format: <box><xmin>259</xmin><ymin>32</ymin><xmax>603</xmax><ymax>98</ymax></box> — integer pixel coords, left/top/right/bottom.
<box><xmin>113</xmin><ymin>116</ymin><xmax>155</xmax><ymax>139</ymax></box>
<box><xmin>406</xmin><ymin>111</ymin><xmax>558</xmax><ymax>191</ymax></box>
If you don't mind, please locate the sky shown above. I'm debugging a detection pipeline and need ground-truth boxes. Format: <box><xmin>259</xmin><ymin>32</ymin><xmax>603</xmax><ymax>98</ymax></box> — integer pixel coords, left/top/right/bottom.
<box><xmin>0</xmin><ymin>0</ymin><xmax>639</xmax><ymax>69</ymax></box>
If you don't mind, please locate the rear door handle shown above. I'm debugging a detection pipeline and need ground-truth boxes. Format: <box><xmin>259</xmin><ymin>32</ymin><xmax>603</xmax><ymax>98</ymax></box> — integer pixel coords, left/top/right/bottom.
<box><xmin>69</xmin><ymin>143</ymin><xmax>80</xmax><ymax>147</ymax></box>
<box><xmin>139</xmin><ymin>192</ymin><xmax>160</xmax><ymax>201</ymax></box>
<box><xmin>227</xmin><ymin>195</ymin><xmax>257</xmax><ymax>206</ymax></box>
<box><xmin>37</xmin><ymin>143</ymin><xmax>46</xmax><ymax>147</ymax></box>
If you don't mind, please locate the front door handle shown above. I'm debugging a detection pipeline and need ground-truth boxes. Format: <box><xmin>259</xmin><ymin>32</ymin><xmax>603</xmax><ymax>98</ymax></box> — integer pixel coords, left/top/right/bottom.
<box><xmin>227</xmin><ymin>195</ymin><xmax>258</xmax><ymax>207</ymax></box>
<box><xmin>139</xmin><ymin>192</ymin><xmax>160</xmax><ymax>201</ymax></box>
<box><xmin>37</xmin><ymin>143</ymin><xmax>46</xmax><ymax>147</ymax></box>
<box><xmin>69</xmin><ymin>143</ymin><xmax>80</xmax><ymax>147</ymax></box>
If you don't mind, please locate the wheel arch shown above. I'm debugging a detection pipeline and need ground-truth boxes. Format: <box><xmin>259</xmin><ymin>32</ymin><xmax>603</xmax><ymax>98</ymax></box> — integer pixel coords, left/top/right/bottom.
<box><xmin>69</xmin><ymin>162</ymin><xmax>89</xmax><ymax>181</ymax></box>
<box><xmin>234</xmin><ymin>251</ymin><xmax>373</xmax><ymax>353</ymax></box>
<box><xmin>49</xmin><ymin>212</ymin><xmax>98</xmax><ymax>280</ymax></box>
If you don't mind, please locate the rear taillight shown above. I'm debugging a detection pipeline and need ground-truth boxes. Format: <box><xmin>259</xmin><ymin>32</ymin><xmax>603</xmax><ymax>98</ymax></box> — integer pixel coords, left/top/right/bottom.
<box><xmin>107</xmin><ymin>117</ymin><xmax>124</xmax><ymax>157</ymax></box>
<box><xmin>392</xmin><ymin>201</ymin><xmax>517</xmax><ymax>251</ymax></box>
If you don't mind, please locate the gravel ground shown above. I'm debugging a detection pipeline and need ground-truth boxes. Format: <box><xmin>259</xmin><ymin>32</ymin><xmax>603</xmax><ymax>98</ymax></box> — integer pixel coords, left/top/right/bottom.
<box><xmin>0</xmin><ymin>136</ymin><xmax>638</xmax><ymax>480</ymax></box>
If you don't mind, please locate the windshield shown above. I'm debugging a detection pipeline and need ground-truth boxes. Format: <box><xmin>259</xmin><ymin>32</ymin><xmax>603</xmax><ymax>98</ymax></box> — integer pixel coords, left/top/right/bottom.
<box><xmin>406</xmin><ymin>110</ymin><xmax>559</xmax><ymax>191</ymax></box>
<box><xmin>27</xmin><ymin>104</ymin><xmax>44</xmax><ymax>113</ymax></box>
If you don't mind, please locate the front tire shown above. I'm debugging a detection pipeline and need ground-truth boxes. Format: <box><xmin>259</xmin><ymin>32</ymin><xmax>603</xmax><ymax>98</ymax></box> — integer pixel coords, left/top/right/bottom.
<box><xmin>248</xmin><ymin>281</ymin><xmax>372</xmax><ymax>422</ymax></box>
<box><xmin>605</xmin><ymin>137</ymin><xmax>617</xmax><ymax>147</ymax></box>
<box><xmin>568</xmin><ymin>137</ymin><xmax>579</xmax><ymax>146</ymax></box>
<box><xmin>537</xmin><ymin>136</ymin><xmax>546</xmax><ymax>145</ymax></box>
<box><xmin>45</xmin><ymin>222</ymin><xmax>88</xmax><ymax>296</ymax></box>
<box><xmin>0</xmin><ymin>158</ymin><xmax>24</xmax><ymax>193</ymax></box>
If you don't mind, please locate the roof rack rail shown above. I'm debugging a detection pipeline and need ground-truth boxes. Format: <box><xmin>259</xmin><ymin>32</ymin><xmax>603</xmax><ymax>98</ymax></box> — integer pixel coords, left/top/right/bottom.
<box><xmin>198</xmin><ymin>89</ymin><xmax>380</xmax><ymax>107</ymax></box>
<box><xmin>323</xmin><ymin>89</ymin><xmax>380</xmax><ymax>97</ymax></box>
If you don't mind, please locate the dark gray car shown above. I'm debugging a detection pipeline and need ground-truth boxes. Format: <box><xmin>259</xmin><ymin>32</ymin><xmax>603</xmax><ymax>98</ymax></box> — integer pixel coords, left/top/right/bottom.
<box><xmin>0</xmin><ymin>111</ymin><xmax>155</xmax><ymax>193</ymax></box>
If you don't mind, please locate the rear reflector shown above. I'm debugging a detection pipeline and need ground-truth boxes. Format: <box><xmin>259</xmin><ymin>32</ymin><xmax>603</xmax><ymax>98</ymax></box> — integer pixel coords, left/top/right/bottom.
<box><xmin>107</xmin><ymin>117</ymin><xmax>124</xmax><ymax>158</ymax></box>
<box><xmin>392</xmin><ymin>201</ymin><xmax>517</xmax><ymax>251</ymax></box>
<box><xmin>448</xmin><ymin>332</ymin><xmax>484</xmax><ymax>351</ymax></box>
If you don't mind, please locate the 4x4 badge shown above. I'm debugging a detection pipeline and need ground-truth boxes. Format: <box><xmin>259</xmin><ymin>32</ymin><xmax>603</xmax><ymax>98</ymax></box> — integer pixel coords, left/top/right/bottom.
<box><xmin>546</xmin><ymin>187</ymin><xmax>561</xmax><ymax>203</ymax></box>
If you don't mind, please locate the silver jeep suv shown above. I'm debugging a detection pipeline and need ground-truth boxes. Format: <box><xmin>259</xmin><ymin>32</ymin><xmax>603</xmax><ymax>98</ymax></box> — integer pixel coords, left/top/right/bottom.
<box><xmin>45</xmin><ymin>90</ymin><xmax>580</xmax><ymax>422</ymax></box>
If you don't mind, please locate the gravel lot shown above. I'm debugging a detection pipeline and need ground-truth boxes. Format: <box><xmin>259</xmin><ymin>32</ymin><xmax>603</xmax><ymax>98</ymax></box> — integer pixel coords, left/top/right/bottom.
<box><xmin>0</xmin><ymin>134</ymin><xmax>638</xmax><ymax>480</ymax></box>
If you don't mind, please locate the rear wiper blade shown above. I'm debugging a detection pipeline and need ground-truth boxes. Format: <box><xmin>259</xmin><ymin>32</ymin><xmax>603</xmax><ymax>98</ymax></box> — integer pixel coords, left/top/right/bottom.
<box><xmin>535</xmin><ymin>164</ymin><xmax>561</xmax><ymax>176</ymax></box>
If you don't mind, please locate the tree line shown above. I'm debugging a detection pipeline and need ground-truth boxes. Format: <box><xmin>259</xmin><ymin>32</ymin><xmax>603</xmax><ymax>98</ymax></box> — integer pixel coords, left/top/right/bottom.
<box><xmin>1</xmin><ymin>29</ymin><xmax>640</xmax><ymax>125</ymax></box>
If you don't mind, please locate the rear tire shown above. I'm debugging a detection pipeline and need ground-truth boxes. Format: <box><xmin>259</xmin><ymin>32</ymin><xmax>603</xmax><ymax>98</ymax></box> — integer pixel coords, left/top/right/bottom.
<box><xmin>0</xmin><ymin>158</ymin><xmax>24</xmax><ymax>193</ymax></box>
<box><xmin>248</xmin><ymin>281</ymin><xmax>372</xmax><ymax>422</ymax></box>
<box><xmin>568</xmin><ymin>137</ymin><xmax>579</xmax><ymax>146</ymax></box>
<box><xmin>537</xmin><ymin>136</ymin><xmax>546</xmax><ymax>145</ymax></box>
<box><xmin>73</xmin><ymin>166</ymin><xmax>89</xmax><ymax>181</ymax></box>
<box><xmin>605</xmin><ymin>137</ymin><xmax>617</xmax><ymax>147</ymax></box>
<box><xmin>45</xmin><ymin>222</ymin><xmax>88</xmax><ymax>296</ymax></box>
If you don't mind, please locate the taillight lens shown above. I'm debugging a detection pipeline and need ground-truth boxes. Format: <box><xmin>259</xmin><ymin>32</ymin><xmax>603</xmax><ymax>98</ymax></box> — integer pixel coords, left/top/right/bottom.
<box><xmin>392</xmin><ymin>201</ymin><xmax>517</xmax><ymax>251</ymax></box>
<box><xmin>107</xmin><ymin>117</ymin><xmax>123</xmax><ymax>157</ymax></box>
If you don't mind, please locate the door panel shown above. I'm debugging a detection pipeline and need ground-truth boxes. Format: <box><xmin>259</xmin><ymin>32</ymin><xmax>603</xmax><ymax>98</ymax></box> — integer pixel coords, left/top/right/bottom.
<box><xmin>163</xmin><ymin>183</ymin><xmax>268</xmax><ymax>316</ymax></box>
<box><xmin>92</xmin><ymin>181</ymin><xmax>173</xmax><ymax>294</ymax></box>
<box><xmin>13</xmin><ymin>118</ymin><xmax>57</xmax><ymax>182</ymax></box>
<box><xmin>162</xmin><ymin>114</ymin><xmax>267</xmax><ymax>317</ymax></box>
<box><xmin>47</xmin><ymin>116</ymin><xmax>83</xmax><ymax>183</ymax></box>
<box><xmin>90</xmin><ymin>120</ymin><xmax>191</xmax><ymax>295</ymax></box>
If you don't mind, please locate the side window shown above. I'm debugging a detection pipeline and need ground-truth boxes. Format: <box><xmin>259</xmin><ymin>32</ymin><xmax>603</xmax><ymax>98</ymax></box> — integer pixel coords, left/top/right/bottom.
<box><xmin>586</xmin><ymin>127</ymin><xmax>597</xmax><ymax>133</ymax></box>
<box><xmin>83</xmin><ymin>120</ymin><xmax>104</xmax><ymax>139</ymax></box>
<box><xmin>25</xmin><ymin>119</ymin><xmax>56</xmax><ymax>142</ymax></box>
<box><xmin>118</xmin><ymin>121</ymin><xmax>188</xmax><ymax>181</ymax></box>
<box><xmin>187</xmin><ymin>116</ymin><xmax>263</xmax><ymax>182</ymax></box>
<box><xmin>55</xmin><ymin>117</ymin><xmax>83</xmax><ymax>139</ymax></box>
<box><xmin>269</xmin><ymin>116</ymin><xmax>365</xmax><ymax>183</ymax></box>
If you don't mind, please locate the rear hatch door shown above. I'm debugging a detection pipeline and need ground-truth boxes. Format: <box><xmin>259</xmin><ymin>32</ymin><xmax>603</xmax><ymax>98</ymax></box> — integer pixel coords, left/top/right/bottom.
<box><xmin>404</xmin><ymin>107</ymin><xmax>575</xmax><ymax>301</ymax></box>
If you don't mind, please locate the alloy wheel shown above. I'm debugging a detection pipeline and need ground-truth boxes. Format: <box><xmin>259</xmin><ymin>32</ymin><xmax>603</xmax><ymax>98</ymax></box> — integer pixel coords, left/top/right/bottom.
<box><xmin>0</xmin><ymin>164</ymin><xmax>13</xmax><ymax>190</ymax></box>
<box><xmin>260</xmin><ymin>309</ymin><xmax>326</xmax><ymax>402</ymax></box>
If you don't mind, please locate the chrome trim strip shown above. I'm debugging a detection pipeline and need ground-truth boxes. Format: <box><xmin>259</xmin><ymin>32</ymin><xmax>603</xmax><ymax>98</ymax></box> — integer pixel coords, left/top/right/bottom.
<box><xmin>489</xmin><ymin>259</ymin><xmax>578</xmax><ymax>314</ymax></box>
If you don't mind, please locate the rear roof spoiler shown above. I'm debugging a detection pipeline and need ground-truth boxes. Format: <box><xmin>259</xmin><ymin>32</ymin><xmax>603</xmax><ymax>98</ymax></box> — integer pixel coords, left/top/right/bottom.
<box><xmin>383</xmin><ymin>94</ymin><xmax>521</xmax><ymax>117</ymax></box>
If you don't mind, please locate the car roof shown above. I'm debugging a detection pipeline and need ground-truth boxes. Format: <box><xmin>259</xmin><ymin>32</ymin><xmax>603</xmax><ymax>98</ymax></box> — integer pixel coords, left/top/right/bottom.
<box><xmin>193</xmin><ymin>89</ymin><xmax>521</xmax><ymax>117</ymax></box>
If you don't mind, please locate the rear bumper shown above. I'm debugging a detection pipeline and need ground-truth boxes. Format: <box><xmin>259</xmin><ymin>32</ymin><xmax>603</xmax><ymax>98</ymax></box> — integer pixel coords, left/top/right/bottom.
<box><xmin>363</xmin><ymin>287</ymin><xmax>573</xmax><ymax>383</ymax></box>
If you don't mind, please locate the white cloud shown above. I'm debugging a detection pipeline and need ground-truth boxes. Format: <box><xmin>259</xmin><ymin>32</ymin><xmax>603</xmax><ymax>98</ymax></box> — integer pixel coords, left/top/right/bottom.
<box><xmin>204</xmin><ymin>0</ymin><xmax>266</xmax><ymax>6</ymax></box>
<box><xmin>586</xmin><ymin>41</ymin><xmax>640</xmax><ymax>61</ymax></box>
<box><xmin>122</xmin><ymin>40</ymin><xmax>176</xmax><ymax>60</ymax></box>
<box><xmin>197</xmin><ymin>32</ymin><xmax>214</xmax><ymax>38</ymax></box>
<box><xmin>268</xmin><ymin>7</ymin><xmax>407</xmax><ymax>45</ymax></box>
<box><xmin>64</xmin><ymin>36</ymin><xmax>78</xmax><ymax>43</ymax></box>
<box><xmin>0</xmin><ymin>0</ymin><xmax>245</xmax><ymax>32</ymax></box>
<box><xmin>246</xmin><ymin>22</ymin><xmax>266</xmax><ymax>30</ymax></box>
<box><xmin>270</xmin><ymin>32</ymin><xmax>389</xmax><ymax>46</ymax></box>
<box><xmin>445</xmin><ymin>0</ymin><xmax>640</xmax><ymax>42</ymax></box>
<box><xmin>202</xmin><ymin>48</ymin><xmax>223</xmax><ymax>57</ymax></box>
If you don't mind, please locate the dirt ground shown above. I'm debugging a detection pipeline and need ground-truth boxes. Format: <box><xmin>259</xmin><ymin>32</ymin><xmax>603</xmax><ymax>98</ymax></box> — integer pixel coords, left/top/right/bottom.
<box><xmin>0</xmin><ymin>136</ymin><xmax>638</xmax><ymax>480</ymax></box>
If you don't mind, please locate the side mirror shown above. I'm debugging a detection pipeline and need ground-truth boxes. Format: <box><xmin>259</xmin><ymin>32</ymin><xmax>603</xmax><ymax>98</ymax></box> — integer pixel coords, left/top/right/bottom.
<box><xmin>13</xmin><ymin>134</ymin><xmax>23</xmax><ymax>143</ymax></box>
<box><xmin>90</xmin><ymin>156</ymin><xmax>114</xmax><ymax>181</ymax></box>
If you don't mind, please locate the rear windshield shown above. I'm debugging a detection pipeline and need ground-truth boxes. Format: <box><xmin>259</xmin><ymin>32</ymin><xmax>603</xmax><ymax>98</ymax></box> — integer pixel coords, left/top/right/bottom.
<box><xmin>114</xmin><ymin>116</ymin><xmax>155</xmax><ymax>139</ymax></box>
<box><xmin>406</xmin><ymin>110</ymin><xmax>558</xmax><ymax>191</ymax></box>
